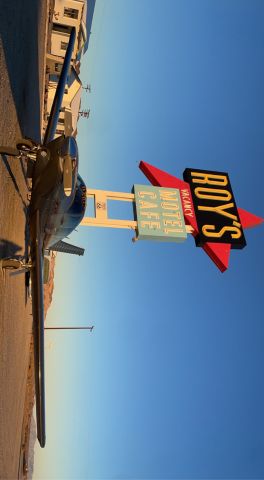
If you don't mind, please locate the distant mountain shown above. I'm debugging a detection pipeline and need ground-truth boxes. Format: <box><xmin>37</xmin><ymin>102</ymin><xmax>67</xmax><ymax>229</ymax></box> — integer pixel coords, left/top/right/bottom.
<box><xmin>44</xmin><ymin>254</ymin><xmax>56</xmax><ymax>318</ymax></box>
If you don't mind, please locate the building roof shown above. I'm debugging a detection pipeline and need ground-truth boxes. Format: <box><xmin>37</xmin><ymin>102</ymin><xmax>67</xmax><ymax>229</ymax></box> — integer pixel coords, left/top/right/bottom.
<box><xmin>68</xmin><ymin>66</ymin><xmax>82</xmax><ymax>88</ymax></box>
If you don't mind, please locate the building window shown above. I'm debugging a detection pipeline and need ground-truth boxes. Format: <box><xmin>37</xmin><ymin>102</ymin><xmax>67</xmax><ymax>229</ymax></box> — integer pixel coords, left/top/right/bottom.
<box><xmin>55</xmin><ymin>63</ymin><xmax>62</xmax><ymax>73</ymax></box>
<box><xmin>50</xmin><ymin>74</ymin><xmax>59</xmax><ymax>82</ymax></box>
<box><xmin>61</xmin><ymin>41</ymin><xmax>68</xmax><ymax>51</ymax></box>
<box><xmin>64</xmin><ymin>7</ymin><xmax>78</xmax><ymax>19</ymax></box>
<box><xmin>58</xmin><ymin>118</ymin><xmax>65</xmax><ymax>125</ymax></box>
<box><xmin>53</xmin><ymin>23</ymin><xmax>72</xmax><ymax>35</ymax></box>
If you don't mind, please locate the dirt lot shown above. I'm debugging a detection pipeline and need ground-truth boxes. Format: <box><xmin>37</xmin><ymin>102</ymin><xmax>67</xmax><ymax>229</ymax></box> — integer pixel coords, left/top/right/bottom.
<box><xmin>0</xmin><ymin>1</ymin><xmax>48</xmax><ymax>478</ymax></box>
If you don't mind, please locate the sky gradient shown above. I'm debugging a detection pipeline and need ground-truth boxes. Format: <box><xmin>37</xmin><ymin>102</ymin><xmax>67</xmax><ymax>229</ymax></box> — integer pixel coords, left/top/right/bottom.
<box><xmin>34</xmin><ymin>1</ymin><xmax>264</xmax><ymax>479</ymax></box>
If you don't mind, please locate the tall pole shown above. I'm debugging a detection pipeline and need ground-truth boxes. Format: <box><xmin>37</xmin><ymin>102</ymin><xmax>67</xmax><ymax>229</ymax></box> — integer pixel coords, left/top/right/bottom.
<box><xmin>45</xmin><ymin>326</ymin><xmax>94</xmax><ymax>331</ymax></box>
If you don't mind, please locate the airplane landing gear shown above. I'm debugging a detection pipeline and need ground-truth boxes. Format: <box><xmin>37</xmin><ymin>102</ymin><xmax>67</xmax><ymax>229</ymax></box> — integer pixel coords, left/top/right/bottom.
<box><xmin>0</xmin><ymin>258</ymin><xmax>32</xmax><ymax>271</ymax></box>
<box><xmin>0</xmin><ymin>258</ymin><xmax>33</xmax><ymax>299</ymax></box>
<box><xmin>0</xmin><ymin>137</ymin><xmax>40</xmax><ymax>158</ymax></box>
<box><xmin>16</xmin><ymin>138</ymin><xmax>35</xmax><ymax>152</ymax></box>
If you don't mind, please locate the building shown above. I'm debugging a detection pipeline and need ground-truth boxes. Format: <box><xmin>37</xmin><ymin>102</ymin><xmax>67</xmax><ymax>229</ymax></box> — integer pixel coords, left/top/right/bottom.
<box><xmin>45</xmin><ymin>0</ymin><xmax>96</xmax><ymax>137</ymax></box>
<box><xmin>47</xmin><ymin>66</ymin><xmax>82</xmax><ymax>137</ymax></box>
<box><xmin>46</xmin><ymin>0</ymin><xmax>96</xmax><ymax>75</ymax></box>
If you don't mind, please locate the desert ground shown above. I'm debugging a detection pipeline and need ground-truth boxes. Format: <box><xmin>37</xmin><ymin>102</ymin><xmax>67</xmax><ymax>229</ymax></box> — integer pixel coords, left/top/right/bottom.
<box><xmin>0</xmin><ymin>1</ymin><xmax>49</xmax><ymax>478</ymax></box>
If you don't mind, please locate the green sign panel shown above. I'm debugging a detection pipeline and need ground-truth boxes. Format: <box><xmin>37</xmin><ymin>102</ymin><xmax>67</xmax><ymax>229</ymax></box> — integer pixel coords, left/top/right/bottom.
<box><xmin>134</xmin><ymin>184</ymin><xmax>187</xmax><ymax>242</ymax></box>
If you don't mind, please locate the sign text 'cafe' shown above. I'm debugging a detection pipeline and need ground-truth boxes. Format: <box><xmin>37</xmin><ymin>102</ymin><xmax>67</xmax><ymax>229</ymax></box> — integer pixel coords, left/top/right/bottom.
<box><xmin>133</xmin><ymin>184</ymin><xmax>187</xmax><ymax>242</ymax></box>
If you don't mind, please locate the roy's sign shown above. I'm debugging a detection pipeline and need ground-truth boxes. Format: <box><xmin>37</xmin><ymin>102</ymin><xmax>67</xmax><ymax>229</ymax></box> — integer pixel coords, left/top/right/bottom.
<box><xmin>139</xmin><ymin>161</ymin><xmax>263</xmax><ymax>272</ymax></box>
<box><xmin>80</xmin><ymin>162</ymin><xmax>263</xmax><ymax>272</ymax></box>
<box><xmin>183</xmin><ymin>168</ymin><xmax>246</xmax><ymax>248</ymax></box>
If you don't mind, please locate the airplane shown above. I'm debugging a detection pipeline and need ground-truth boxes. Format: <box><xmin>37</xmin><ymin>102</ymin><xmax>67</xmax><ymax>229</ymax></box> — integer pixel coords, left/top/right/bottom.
<box><xmin>0</xmin><ymin>27</ymin><xmax>87</xmax><ymax>448</ymax></box>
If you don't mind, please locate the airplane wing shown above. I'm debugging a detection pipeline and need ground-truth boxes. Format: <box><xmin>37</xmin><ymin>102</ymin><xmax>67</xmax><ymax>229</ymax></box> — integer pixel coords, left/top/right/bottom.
<box><xmin>30</xmin><ymin>210</ymin><xmax>46</xmax><ymax>447</ymax></box>
<box><xmin>30</xmin><ymin>28</ymin><xmax>76</xmax><ymax>447</ymax></box>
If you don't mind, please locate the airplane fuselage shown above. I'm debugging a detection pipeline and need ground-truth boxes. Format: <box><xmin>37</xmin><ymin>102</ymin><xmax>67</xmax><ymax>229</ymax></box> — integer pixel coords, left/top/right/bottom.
<box><xmin>29</xmin><ymin>134</ymin><xmax>86</xmax><ymax>250</ymax></box>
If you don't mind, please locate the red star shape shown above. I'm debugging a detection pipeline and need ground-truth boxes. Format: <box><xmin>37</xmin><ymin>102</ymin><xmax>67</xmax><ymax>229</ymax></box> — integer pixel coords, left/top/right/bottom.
<box><xmin>139</xmin><ymin>161</ymin><xmax>263</xmax><ymax>272</ymax></box>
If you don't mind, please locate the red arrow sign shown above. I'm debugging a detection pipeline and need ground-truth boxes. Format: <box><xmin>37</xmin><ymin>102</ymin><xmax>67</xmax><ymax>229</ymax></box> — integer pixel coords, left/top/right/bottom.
<box><xmin>139</xmin><ymin>161</ymin><xmax>263</xmax><ymax>272</ymax></box>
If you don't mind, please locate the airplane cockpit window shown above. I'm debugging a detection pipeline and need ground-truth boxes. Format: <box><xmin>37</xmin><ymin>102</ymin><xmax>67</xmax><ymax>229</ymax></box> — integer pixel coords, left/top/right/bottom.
<box><xmin>46</xmin><ymin>174</ymin><xmax>87</xmax><ymax>248</ymax></box>
<box><xmin>60</xmin><ymin>174</ymin><xmax>87</xmax><ymax>232</ymax></box>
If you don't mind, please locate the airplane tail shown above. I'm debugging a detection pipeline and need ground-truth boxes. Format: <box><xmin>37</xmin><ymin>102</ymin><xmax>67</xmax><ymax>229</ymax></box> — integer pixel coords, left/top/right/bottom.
<box><xmin>49</xmin><ymin>240</ymin><xmax>85</xmax><ymax>256</ymax></box>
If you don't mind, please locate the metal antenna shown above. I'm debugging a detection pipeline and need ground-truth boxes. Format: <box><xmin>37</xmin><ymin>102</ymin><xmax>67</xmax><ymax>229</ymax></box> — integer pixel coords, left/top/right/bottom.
<box><xmin>79</xmin><ymin>109</ymin><xmax>90</xmax><ymax>118</ymax></box>
<box><xmin>83</xmin><ymin>84</ymin><xmax>91</xmax><ymax>93</ymax></box>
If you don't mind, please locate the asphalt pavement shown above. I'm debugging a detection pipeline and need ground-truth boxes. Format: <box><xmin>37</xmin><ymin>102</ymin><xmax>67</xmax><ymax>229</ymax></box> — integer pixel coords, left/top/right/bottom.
<box><xmin>0</xmin><ymin>1</ymin><xmax>48</xmax><ymax>478</ymax></box>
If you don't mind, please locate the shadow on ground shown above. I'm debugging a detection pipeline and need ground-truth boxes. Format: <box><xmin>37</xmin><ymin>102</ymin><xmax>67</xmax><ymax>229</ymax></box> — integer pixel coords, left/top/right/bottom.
<box><xmin>0</xmin><ymin>0</ymin><xmax>42</xmax><ymax>142</ymax></box>
<box><xmin>0</xmin><ymin>153</ymin><xmax>30</xmax><ymax>264</ymax></box>
<box><xmin>0</xmin><ymin>239</ymin><xmax>23</xmax><ymax>258</ymax></box>
<box><xmin>0</xmin><ymin>154</ymin><xmax>28</xmax><ymax>213</ymax></box>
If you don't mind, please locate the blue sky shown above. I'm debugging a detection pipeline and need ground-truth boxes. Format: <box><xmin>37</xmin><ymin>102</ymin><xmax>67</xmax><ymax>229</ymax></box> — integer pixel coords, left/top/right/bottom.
<box><xmin>34</xmin><ymin>1</ymin><xmax>264</xmax><ymax>479</ymax></box>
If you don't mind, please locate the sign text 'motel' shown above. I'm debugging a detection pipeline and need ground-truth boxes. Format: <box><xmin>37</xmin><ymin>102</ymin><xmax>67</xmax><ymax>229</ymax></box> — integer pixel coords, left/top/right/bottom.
<box><xmin>183</xmin><ymin>168</ymin><xmax>246</xmax><ymax>248</ymax></box>
<box><xmin>133</xmin><ymin>184</ymin><xmax>187</xmax><ymax>242</ymax></box>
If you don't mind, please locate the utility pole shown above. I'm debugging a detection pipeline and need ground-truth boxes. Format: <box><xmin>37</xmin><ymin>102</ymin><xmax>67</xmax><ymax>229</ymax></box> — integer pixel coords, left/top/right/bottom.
<box><xmin>45</xmin><ymin>326</ymin><xmax>94</xmax><ymax>331</ymax></box>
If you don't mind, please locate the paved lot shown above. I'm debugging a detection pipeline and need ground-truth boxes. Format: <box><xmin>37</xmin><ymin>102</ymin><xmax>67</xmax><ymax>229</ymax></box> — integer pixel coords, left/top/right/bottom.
<box><xmin>0</xmin><ymin>1</ymin><xmax>48</xmax><ymax>478</ymax></box>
